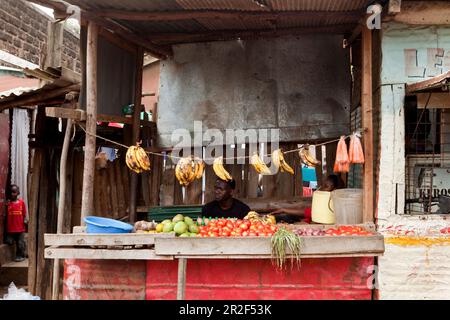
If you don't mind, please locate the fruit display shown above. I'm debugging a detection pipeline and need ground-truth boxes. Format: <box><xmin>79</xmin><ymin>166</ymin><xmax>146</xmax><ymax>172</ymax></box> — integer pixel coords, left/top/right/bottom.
<box><xmin>175</xmin><ymin>156</ymin><xmax>204</xmax><ymax>186</ymax></box>
<box><xmin>271</xmin><ymin>149</ymin><xmax>294</xmax><ymax>175</ymax></box>
<box><xmin>250</xmin><ymin>153</ymin><xmax>271</xmax><ymax>175</ymax></box>
<box><xmin>244</xmin><ymin>211</ymin><xmax>276</xmax><ymax>225</ymax></box>
<box><xmin>213</xmin><ymin>156</ymin><xmax>233</xmax><ymax>181</ymax></box>
<box><xmin>298</xmin><ymin>144</ymin><xmax>321</xmax><ymax>167</ymax></box>
<box><xmin>125</xmin><ymin>144</ymin><xmax>151</xmax><ymax>173</ymax></box>
<box><xmin>155</xmin><ymin>214</ymin><xmax>200</xmax><ymax>237</ymax></box>
<box><xmin>197</xmin><ymin>218</ymin><xmax>278</xmax><ymax>237</ymax></box>
<box><xmin>324</xmin><ymin>225</ymin><xmax>374</xmax><ymax>236</ymax></box>
<box><xmin>134</xmin><ymin>220</ymin><xmax>157</xmax><ymax>233</ymax></box>
<box><xmin>294</xmin><ymin>228</ymin><xmax>326</xmax><ymax>236</ymax></box>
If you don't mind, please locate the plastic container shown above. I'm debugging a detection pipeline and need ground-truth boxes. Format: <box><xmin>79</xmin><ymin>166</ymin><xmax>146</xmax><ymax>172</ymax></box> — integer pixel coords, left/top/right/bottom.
<box><xmin>311</xmin><ymin>191</ymin><xmax>335</xmax><ymax>224</ymax></box>
<box><xmin>331</xmin><ymin>189</ymin><xmax>363</xmax><ymax>225</ymax></box>
<box><xmin>84</xmin><ymin>216</ymin><xmax>133</xmax><ymax>234</ymax></box>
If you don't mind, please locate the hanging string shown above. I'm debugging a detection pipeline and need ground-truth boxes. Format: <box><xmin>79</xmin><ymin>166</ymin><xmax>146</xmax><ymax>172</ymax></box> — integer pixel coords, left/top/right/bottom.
<box><xmin>77</xmin><ymin>122</ymin><xmax>363</xmax><ymax>162</ymax></box>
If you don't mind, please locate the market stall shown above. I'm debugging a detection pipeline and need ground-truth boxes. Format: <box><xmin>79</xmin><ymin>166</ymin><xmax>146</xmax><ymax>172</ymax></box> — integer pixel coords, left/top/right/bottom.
<box><xmin>30</xmin><ymin>0</ymin><xmax>382</xmax><ymax>300</ymax></box>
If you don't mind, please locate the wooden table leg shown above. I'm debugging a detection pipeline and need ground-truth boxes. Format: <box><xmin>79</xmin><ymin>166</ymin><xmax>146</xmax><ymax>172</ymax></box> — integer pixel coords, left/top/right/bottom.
<box><xmin>177</xmin><ymin>258</ymin><xmax>187</xmax><ymax>300</ymax></box>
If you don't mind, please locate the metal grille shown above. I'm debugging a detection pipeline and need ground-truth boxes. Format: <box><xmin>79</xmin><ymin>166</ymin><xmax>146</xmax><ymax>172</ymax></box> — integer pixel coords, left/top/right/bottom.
<box><xmin>405</xmin><ymin>95</ymin><xmax>450</xmax><ymax>214</ymax></box>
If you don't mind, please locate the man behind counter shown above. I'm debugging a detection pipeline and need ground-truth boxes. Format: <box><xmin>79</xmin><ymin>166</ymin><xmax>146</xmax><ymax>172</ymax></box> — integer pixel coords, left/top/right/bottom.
<box><xmin>201</xmin><ymin>178</ymin><xmax>251</xmax><ymax>219</ymax></box>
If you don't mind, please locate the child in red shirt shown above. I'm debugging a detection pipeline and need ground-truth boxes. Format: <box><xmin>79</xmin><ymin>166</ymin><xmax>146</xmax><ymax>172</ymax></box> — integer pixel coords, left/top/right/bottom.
<box><xmin>5</xmin><ymin>185</ymin><xmax>27</xmax><ymax>262</ymax></box>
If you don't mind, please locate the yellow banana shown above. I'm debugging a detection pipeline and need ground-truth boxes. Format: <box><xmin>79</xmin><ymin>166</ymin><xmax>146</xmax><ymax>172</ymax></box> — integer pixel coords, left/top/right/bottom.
<box><xmin>213</xmin><ymin>156</ymin><xmax>232</xmax><ymax>181</ymax></box>
<box><xmin>250</xmin><ymin>153</ymin><xmax>271</xmax><ymax>175</ymax></box>
<box><xmin>134</xmin><ymin>145</ymin><xmax>151</xmax><ymax>171</ymax></box>
<box><xmin>273</xmin><ymin>149</ymin><xmax>294</xmax><ymax>175</ymax></box>
<box><xmin>126</xmin><ymin>146</ymin><xmax>142</xmax><ymax>173</ymax></box>
<box><xmin>193</xmin><ymin>157</ymin><xmax>205</xmax><ymax>180</ymax></box>
<box><xmin>299</xmin><ymin>145</ymin><xmax>320</xmax><ymax>167</ymax></box>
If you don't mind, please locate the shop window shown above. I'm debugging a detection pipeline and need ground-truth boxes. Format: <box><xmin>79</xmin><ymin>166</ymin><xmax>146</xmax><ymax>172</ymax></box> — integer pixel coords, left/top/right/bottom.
<box><xmin>404</xmin><ymin>95</ymin><xmax>450</xmax><ymax>214</ymax></box>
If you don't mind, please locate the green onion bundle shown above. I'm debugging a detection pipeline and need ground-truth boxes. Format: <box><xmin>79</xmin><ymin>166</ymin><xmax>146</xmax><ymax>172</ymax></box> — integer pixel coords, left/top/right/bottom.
<box><xmin>271</xmin><ymin>227</ymin><xmax>303</xmax><ymax>270</ymax></box>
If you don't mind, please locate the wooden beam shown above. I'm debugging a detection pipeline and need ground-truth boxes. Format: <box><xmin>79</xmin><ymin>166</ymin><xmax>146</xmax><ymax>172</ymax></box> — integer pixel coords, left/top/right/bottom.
<box><xmin>80</xmin><ymin>21</ymin><xmax>98</xmax><ymax>226</ymax></box>
<box><xmin>384</xmin><ymin>1</ymin><xmax>450</xmax><ymax>25</ymax></box>
<box><xmin>129</xmin><ymin>47</ymin><xmax>144</xmax><ymax>224</ymax></box>
<box><xmin>0</xmin><ymin>84</ymin><xmax>80</xmax><ymax>111</ymax></box>
<box><xmin>177</xmin><ymin>258</ymin><xmax>187</xmax><ymax>300</ymax></box>
<box><xmin>361</xmin><ymin>26</ymin><xmax>374</xmax><ymax>224</ymax></box>
<box><xmin>95</xmin><ymin>9</ymin><xmax>364</xmax><ymax>21</ymax></box>
<box><xmin>80</xmin><ymin>10</ymin><xmax>172</xmax><ymax>59</ymax></box>
<box><xmin>148</xmin><ymin>24</ymin><xmax>356</xmax><ymax>44</ymax></box>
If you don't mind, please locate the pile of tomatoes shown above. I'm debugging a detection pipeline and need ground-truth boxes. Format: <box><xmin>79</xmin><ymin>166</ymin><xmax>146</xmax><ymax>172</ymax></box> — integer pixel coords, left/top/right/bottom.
<box><xmin>197</xmin><ymin>218</ymin><xmax>277</xmax><ymax>237</ymax></box>
<box><xmin>324</xmin><ymin>225</ymin><xmax>374</xmax><ymax>236</ymax></box>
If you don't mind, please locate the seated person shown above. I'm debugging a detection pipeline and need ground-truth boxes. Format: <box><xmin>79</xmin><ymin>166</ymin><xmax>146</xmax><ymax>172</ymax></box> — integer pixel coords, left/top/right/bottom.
<box><xmin>202</xmin><ymin>178</ymin><xmax>251</xmax><ymax>219</ymax></box>
<box><xmin>270</xmin><ymin>174</ymin><xmax>340</xmax><ymax>223</ymax></box>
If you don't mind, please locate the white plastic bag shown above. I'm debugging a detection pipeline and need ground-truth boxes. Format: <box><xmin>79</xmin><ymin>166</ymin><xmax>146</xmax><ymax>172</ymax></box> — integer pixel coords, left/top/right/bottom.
<box><xmin>1</xmin><ymin>282</ymin><xmax>40</xmax><ymax>300</ymax></box>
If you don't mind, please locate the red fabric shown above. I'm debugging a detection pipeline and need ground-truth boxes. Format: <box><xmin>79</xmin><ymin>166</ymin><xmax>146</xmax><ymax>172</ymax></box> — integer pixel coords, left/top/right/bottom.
<box><xmin>304</xmin><ymin>207</ymin><xmax>312</xmax><ymax>224</ymax></box>
<box><xmin>6</xmin><ymin>199</ymin><xmax>26</xmax><ymax>233</ymax></box>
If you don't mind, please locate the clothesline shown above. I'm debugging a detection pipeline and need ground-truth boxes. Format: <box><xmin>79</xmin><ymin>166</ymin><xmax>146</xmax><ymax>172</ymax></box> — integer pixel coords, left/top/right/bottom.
<box><xmin>77</xmin><ymin>123</ymin><xmax>362</xmax><ymax>162</ymax></box>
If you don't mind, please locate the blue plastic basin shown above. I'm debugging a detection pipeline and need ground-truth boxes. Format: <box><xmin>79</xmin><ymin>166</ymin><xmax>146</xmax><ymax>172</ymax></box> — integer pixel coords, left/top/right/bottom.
<box><xmin>84</xmin><ymin>216</ymin><xmax>133</xmax><ymax>234</ymax></box>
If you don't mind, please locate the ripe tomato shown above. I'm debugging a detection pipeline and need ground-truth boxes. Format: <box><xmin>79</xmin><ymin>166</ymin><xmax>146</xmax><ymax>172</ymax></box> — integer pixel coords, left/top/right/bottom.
<box><xmin>226</xmin><ymin>221</ymin><xmax>234</xmax><ymax>229</ymax></box>
<box><xmin>222</xmin><ymin>231</ymin><xmax>230</xmax><ymax>237</ymax></box>
<box><xmin>242</xmin><ymin>231</ymin><xmax>249</xmax><ymax>237</ymax></box>
<box><xmin>236</xmin><ymin>219</ymin><xmax>243</xmax><ymax>225</ymax></box>
<box><xmin>239</xmin><ymin>223</ymin><xmax>249</xmax><ymax>231</ymax></box>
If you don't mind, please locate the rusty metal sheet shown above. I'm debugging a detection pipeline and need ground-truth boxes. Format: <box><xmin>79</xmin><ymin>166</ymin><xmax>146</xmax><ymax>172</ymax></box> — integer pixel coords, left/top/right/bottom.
<box><xmin>0</xmin><ymin>114</ymin><xmax>9</xmax><ymax>244</ymax></box>
<box><xmin>63</xmin><ymin>259</ymin><xmax>146</xmax><ymax>300</ymax></box>
<box><xmin>157</xmin><ymin>36</ymin><xmax>350</xmax><ymax>147</ymax></box>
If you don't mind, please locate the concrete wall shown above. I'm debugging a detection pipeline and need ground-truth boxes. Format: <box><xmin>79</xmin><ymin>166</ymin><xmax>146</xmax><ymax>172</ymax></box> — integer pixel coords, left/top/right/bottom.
<box><xmin>142</xmin><ymin>61</ymin><xmax>160</xmax><ymax>119</ymax></box>
<box><xmin>0</xmin><ymin>0</ymin><xmax>80</xmax><ymax>72</ymax></box>
<box><xmin>157</xmin><ymin>36</ymin><xmax>351</xmax><ymax>148</ymax></box>
<box><xmin>377</xmin><ymin>22</ymin><xmax>450</xmax><ymax>300</ymax></box>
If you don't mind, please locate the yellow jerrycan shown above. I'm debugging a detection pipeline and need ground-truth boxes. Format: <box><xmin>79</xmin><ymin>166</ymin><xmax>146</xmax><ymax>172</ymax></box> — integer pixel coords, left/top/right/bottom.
<box><xmin>311</xmin><ymin>190</ymin><xmax>336</xmax><ymax>224</ymax></box>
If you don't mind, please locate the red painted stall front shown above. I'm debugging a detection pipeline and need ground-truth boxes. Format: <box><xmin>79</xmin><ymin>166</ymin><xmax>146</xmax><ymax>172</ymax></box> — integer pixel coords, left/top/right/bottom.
<box><xmin>63</xmin><ymin>257</ymin><xmax>374</xmax><ymax>300</ymax></box>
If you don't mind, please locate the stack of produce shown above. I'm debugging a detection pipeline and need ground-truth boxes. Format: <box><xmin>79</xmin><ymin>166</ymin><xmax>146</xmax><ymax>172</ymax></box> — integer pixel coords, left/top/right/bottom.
<box><xmin>324</xmin><ymin>225</ymin><xmax>374</xmax><ymax>236</ymax></box>
<box><xmin>134</xmin><ymin>220</ymin><xmax>158</xmax><ymax>233</ymax></box>
<box><xmin>125</xmin><ymin>144</ymin><xmax>151</xmax><ymax>173</ymax></box>
<box><xmin>197</xmin><ymin>218</ymin><xmax>277</xmax><ymax>237</ymax></box>
<box><xmin>175</xmin><ymin>156</ymin><xmax>204</xmax><ymax>186</ymax></box>
<box><xmin>244</xmin><ymin>211</ymin><xmax>276</xmax><ymax>225</ymax></box>
<box><xmin>155</xmin><ymin>214</ymin><xmax>200</xmax><ymax>237</ymax></box>
<box><xmin>294</xmin><ymin>228</ymin><xmax>326</xmax><ymax>236</ymax></box>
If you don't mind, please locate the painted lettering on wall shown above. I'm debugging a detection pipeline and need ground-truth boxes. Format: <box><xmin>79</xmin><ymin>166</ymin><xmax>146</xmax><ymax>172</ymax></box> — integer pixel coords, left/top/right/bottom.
<box><xmin>405</xmin><ymin>48</ymin><xmax>450</xmax><ymax>78</ymax></box>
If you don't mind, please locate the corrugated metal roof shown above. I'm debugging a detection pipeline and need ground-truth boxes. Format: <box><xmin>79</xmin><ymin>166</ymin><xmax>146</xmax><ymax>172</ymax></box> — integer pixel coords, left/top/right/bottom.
<box><xmin>0</xmin><ymin>87</ymin><xmax>40</xmax><ymax>99</ymax></box>
<box><xmin>62</xmin><ymin>0</ymin><xmax>371</xmax><ymax>46</ymax></box>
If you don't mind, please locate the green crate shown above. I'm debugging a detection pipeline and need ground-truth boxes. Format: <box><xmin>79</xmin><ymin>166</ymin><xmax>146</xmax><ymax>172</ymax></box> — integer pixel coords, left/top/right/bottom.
<box><xmin>147</xmin><ymin>205</ymin><xmax>203</xmax><ymax>222</ymax></box>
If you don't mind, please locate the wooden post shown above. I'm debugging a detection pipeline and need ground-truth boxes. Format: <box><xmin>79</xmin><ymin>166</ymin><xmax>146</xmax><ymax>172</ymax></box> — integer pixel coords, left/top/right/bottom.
<box><xmin>129</xmin><ymin>47</ymin><xmax>144</xmax><ymax>223</ymax></box>
<box><xmin>177</xmin><ymin>258</ymin><xmax>187</xmax><ymax>300</ymax></box>
<box><xmin>44</xmin><ymin>21</ymin><xmax>64</xmax><ymax>68</ymax></box>
<box><xmin>51</xmin><ymin>118</ymin><xmax>73</xmax><ymax>300</ymax></box>
<box><xmin>80</xmin><ymin>21</ymin><xmax>98</xmax><ymax>225</ymax></box>
<box><xmin>361</xmin><ymin>26</ymin><xmax>374</xmax><ymax>223</ymax></box>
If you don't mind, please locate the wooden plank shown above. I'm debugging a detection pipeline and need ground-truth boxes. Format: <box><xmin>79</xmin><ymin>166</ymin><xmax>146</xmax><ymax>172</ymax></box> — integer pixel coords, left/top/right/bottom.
<box><xmin>155</xmin><ymin>235</ymin><xmax>385</xmax><ymax>256</ymax></box>
<box><xmin>177</xmin><ymin>258</ymin><xmax>187</xmax><ymax>300</ymax></box>
<box><xmin>362</xmin><ymin>26</ymin><xmax>374</xmax><ymax>224</ymax></box>
<box><xmin>176</xmin><ymin>253</ymin><xmax>384</xmax><ymax>259</ymax></box>
<box><xmin>45</xmin><ymin>107</ymin><xmax>156</xmax><ymax>128</ymax></box>
<box><xmin>80</xmin><ymin>21</ymin><xmax>98</xmax><ymax>225</ymax></box>
<box><xmin>247</xmin><ymin>143</ymin><xmax>259</xmax><ymax>198</ymax></box>
<box><xmin>315</xmin><ymin>145</ymin><xmax>324</xmax><ymax>186</ymax></box>
<box><xmin>27</xmin><ymin>149</ymin><xmax>42</xmax><ymax>295</ymax></box>
<box><xmin>294</xmin><ymin>143</ymin><xmax>303</xmax><ymax>197</ymax></box>
<box><xmin>73</xmin><ymin>226</ymin><xmax>86</xmax><ymax>233</ymax></box>
<box><xmin>203</xmin><ymin>153</ymin><xmax>216</xmax><ymax>204</ymax></box>
<box><xmin>71</xmin><ymin>151</ymin><xmax>83</xmax><ymax>228</ymax></box>
<box><xmin>44</xmin><ymin>247</ymin><xmax>174</xmax><ymax>260</ymax></box>
<box><xmin>129</xmin><ymin>46</ymin><xmax>144</xmax><ymax>223</ymax></box>
<box><xmin>63</xmin><ymin>149</ymin><xmax>74</xmax><ymax>234</ymax></box>
<box><xmin>150</xmin><ymin>154</ymin><xmax>162</xmax><ymax>206</ymax></box>
<box><xmin>114</xmin><ymin>159</ymin><xmax>126</xmax><ymax>214</ymax></box>
<box><xmin>121</xmin><ymin>164</ymin><xmax>130</xmax><ymax>213</ymax></box>
<box><xmin>93</xmin><ymin>169</ymin><xmax>101</xmax><ymax>216</ymax></box>
<box><xmin>108</xmin><ymin>162</ymin><xmax>119</xmax><ymax>219</ymax></box>
<box><xmin>231</xmin><ymin>145</ymin><xmax>244</xmax><ymax>198</ymax></box>
<box><xmin>44</xmin><ymin>232</ymin><xmax>175</xmax><ymax>246</ymax></box>
<box><xmin>161</xmin><ymin>157</ymin><xmax>176</xmax><ymax>206</ymax></box>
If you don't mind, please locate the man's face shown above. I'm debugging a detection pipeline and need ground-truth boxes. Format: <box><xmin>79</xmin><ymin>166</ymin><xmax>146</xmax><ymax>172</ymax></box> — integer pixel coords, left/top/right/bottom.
<box><xmin>214</xmin><ymin>180</ymin><xmax>232</xmax><ymax>202</ymax></box>
<box><xmin>10</xmin><ymin>187</ymin><xmax>19</xmax><ymax>200</ymax></box>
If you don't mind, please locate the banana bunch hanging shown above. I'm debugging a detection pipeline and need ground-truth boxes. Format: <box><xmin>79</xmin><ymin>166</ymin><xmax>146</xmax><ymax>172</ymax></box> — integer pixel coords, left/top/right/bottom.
<box><xmin>298</xmin><ymin>144</ymin><xmax>321</xmax><ymax>167</ymax></box>
<box><xmin>271</xmin><ymin>149</ymin><xmax>295</xmax><ymax>175</ymax></box>
<box><xmin>250</xmin><ymin>153</ymin><xmax>272</xmax><ymax>175</ymax></box>
<box><xmin>175</xmin><ymin>156</ymin><xmax>205</xmax><ymax>186</ymax></box>
<box><xmin>125</xmin><ymin>144</ymin><xmax>151</xmax><ymax>173</ymax></box>
<box><xmin>213</xmin><ymin>156</ymin><xmax>233</xmax><ymax>181</ymax></box>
